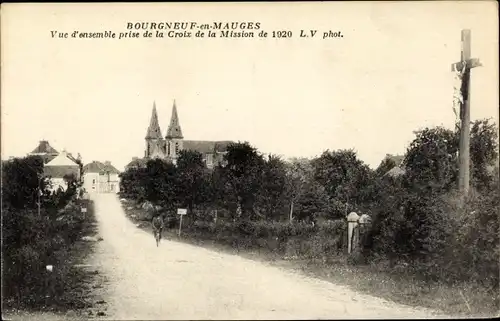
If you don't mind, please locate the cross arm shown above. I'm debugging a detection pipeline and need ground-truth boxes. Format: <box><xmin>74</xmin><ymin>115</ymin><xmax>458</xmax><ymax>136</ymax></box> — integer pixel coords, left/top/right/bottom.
<box><xmin>451</xmin><ymin>58</ymin><xmax>482</xmax><ymax>72</ymax></box>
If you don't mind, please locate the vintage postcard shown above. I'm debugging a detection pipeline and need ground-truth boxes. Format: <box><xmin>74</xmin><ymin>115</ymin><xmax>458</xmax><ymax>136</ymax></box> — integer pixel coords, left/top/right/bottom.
<box><xmin>1</xmin><ymin>1</ymin><xmax>498</xmax><ymax>320</ymax></box>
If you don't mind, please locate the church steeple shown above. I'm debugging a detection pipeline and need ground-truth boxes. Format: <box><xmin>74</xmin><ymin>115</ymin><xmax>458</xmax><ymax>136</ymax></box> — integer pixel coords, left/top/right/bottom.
<box><xmin>165</xmin><ymin>100</ymin><xmax>183</xmax><ymax>139</ymax></box>
<box><xmin>145</xmin><ymin>101</ymin><xmax>163</xmax><ymax>139</ymax></box>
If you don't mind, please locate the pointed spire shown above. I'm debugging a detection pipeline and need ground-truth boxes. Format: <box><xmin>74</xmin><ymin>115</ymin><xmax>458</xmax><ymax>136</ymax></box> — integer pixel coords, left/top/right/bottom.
<box><xmin>166</xmin><ymin>99</ymin><xmax>183</xmax><ymax>139</ymax></box>
<box><xmin>145</xmin><ymin>101</ymin><xmax>163</xmax><ymax>139</ymax></box>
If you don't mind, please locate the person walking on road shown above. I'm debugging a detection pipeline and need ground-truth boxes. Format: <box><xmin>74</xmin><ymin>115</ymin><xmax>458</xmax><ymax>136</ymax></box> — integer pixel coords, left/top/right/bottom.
<box><xmin>151</xmin><ymin>212</ymin><xmax>164</xmax><ymax>247</ymax></box>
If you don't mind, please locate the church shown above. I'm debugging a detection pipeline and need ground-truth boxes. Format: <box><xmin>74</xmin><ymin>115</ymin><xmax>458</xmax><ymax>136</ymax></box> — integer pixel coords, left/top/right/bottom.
<box><xmin>125</xmin><ymin>100</ymin><xmax>233</xmax><ymax>170</ymax></box>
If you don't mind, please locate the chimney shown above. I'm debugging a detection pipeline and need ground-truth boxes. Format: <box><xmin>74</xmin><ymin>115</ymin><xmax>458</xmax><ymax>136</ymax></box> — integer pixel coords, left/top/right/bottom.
<box><xmin>132</xmin><ymin>157</ymin><xmax>139</xmax><ymax>161</ymax></box>
<box><xmin>104</xmin><ymin>161</ymin><xmax>111</xmax><ymax>166</ymax></box>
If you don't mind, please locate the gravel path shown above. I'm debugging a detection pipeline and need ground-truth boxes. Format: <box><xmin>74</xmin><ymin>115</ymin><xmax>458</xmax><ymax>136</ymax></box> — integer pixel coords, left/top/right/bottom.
<box><xmin>88</xmin><ymin>193</ymin><xmax>446</xmax><ymax>320</ymax></box>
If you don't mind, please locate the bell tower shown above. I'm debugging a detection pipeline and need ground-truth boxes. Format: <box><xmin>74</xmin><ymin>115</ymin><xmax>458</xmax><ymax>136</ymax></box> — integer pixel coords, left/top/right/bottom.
<box><xmin>165</xmin><ymin>99</ymin><xmax>184</xmax><ymax>162</ymax></box>
<box><xmin>145</xmin><ymin>101</ymin><xmax>165</xmax><ymax>159</ymax></box>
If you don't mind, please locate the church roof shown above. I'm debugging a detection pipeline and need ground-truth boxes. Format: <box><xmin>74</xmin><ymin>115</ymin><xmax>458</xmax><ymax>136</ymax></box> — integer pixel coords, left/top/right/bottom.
<box><xmin>145</xmin><ymin>102</ymin><xmax>164</xmax><ymax>140</ymax></box>
<box><xmin>84</xmin><ymin>161</ymin><xmax>120</xmax><ymax>174</ymax></box>
<box><xmin>30</xmin><ymin>140</ymin><xmax>59</xmax><ymax>155</ymax></box>
<box><xmin>183</xmin><ymin>140</ymin><xmax>233</xmax><ymax>154</ymax></box>
<box><xmin>165</xmin><ymin>100</ymin><xmax>183</xmax><ymax>139</ymax></box>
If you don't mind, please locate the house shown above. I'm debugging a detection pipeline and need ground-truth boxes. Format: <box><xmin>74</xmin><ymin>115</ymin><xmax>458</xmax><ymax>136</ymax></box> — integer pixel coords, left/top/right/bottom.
<box><xmin>125</xmin><ymin>100</ymin><xmax>233</xmax><ymax>170</ymax></box>
<box><xmin>27</xmin><ymin>140</ymin><xmax>82</xmax><ymax>192</ymax></box>
<box><xmin>83</xmin><ymin>161</ymin><xmax>121</xmax><ymax>193</ymax></box>
<box><xmin>43</xmin><ymin>150</ymin><xmax>81</xmax><ymax>192</ymax></box>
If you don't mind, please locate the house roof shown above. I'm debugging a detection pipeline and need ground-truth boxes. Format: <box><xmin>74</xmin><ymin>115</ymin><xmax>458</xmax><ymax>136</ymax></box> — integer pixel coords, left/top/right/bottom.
<box><xmin>384</xmin><ymin>166</ymin><xmax>406</xmax><ymax>178</ymax></box>
<box><xmin>44</xmin><ymin>165</ymin><xmax>79</xmax><ymax>179</ymax></box>
<box><xmin>30</xmin><ymin>140</ymin><xmax>59</xmax><ymax>155</ymax></box>
<box><xmin>183</xmin><ymin>140</ymin><xmax>233</xmax><ymax>154</ymax></box>
<box><xmin>84</xmin><ymin>161</ymin><xmax>120</xmax><ymax>174</ymax></box>
<box><xmin>125</xmin><ymin>157</ymin><xmax>148</xmax><ymax>169</ymax></box>
<box><xmin>39</xmin><ymin>154</ymin><xmax>58</xmax><ymax>164</ymax></box>
<box><xmin>46</xmin><ymin>151</ymin><xmax>79</xmax><ymax>166</ymax></box>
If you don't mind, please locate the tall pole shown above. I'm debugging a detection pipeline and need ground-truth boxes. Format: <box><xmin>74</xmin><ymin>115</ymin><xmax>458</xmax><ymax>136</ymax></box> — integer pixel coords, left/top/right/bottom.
<box><xmin>451</xmin><ymin>29</ymin><xmax>481</xmax><ymax>200</ymax></box>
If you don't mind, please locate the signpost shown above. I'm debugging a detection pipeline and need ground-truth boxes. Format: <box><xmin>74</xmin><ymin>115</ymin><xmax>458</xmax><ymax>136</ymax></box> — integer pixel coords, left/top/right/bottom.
<box><xmin>177</xmin><ymin>208</ymin><xmax>187</xmax><ymax>236</ymax></box>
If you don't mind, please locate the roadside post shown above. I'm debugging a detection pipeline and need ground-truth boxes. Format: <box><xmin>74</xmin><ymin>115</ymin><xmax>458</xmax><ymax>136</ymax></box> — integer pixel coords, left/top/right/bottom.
<box><xmin>346</xmin><ymin>212</ymin><xmax>360</xmax><ymax>254</ymax></box>
<box><xmin>177</xmin><ymin>208</ymin><xmax>187</xmax><ymax>237</ymax></box>
<box><xmin>81</xmin><ymin>206</ymin><xmax>87</xmax><ymax>219</ymax></box>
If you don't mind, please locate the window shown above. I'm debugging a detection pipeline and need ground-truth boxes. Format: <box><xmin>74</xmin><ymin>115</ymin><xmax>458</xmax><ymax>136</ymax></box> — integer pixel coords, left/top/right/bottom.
<box><xmin>167</xmin><ymin>142</ymin><xmax>170</xmax><ymax>155</ymax></box>
<box><xmin>175</xmin><ymin>142</ymin><xmax>179</xmax><ymax>154</ymax></box>
<box><xmin>92</xmin><ymin>179</ymin><xmax>96</xmax><ymax>184</ymax></box>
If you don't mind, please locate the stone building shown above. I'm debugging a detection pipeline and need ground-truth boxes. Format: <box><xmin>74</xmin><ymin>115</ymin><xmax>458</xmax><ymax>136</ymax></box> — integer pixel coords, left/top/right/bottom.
<box><xmin>126</xmin><ymin>100</ymin><xmax>233</xmax><ymax>170</ymax></box>
<box><xmin>83</xmin><ymin>161</ymin><xmax>120</xmax><ymax>193</ymax></box>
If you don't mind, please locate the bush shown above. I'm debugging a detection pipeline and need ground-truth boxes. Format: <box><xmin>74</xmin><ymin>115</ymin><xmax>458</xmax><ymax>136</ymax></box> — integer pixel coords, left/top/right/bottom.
<box><xmin>2</xmin><ymin>156</ymin><xmax>88</xmax><ymax>309</ymax></box>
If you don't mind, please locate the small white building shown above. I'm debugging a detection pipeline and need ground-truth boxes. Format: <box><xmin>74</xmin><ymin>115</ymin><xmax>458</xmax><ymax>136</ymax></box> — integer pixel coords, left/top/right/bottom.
<box><xmin>83</xmin><ymin>161</ymin><xmax>120</xmax><ymax>193</ymax></box>
<box><xmin>43</xmin><ymin>150</ymin><xmax>81</xmax><ymax>192</ymax></box>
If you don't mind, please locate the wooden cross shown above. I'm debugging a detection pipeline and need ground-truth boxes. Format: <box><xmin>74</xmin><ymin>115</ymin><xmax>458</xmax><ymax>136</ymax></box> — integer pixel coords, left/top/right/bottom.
<box><xmin>450</xmin><ymin>29</ymin><xmax>481</xmax><ymax>197</ymax></box>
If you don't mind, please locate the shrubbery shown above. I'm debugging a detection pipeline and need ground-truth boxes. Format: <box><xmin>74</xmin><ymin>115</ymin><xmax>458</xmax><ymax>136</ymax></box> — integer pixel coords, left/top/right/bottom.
<box><xmin>120</xmin><ymin>119</ymin><xmax>499</xmax><ymax>291</ymax></box>
<box><xmin>2</xmin><ymin>155</ymin><xmax>88</xmax><ymax>308</ymax></box>
<box><xmin>181</xmin><ymin>219</ymin><xmax>346</xmax><ymax>259</ymax></box>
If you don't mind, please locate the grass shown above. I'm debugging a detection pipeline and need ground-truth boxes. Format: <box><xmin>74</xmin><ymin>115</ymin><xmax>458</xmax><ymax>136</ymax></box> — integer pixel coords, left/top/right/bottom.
<box><xmin>120</xmin><ymin>200</ymin><xmax>499</xmax><ymax>318</ymax></box>
<box><xmin>2</xmin><ymin>199</ymin><xmax>108</xmax><ymax>320</ymax></box>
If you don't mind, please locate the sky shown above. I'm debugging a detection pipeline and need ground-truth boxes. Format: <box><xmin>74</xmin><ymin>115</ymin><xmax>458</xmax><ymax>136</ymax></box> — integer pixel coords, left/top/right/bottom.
<box><xmin>1</xmin><ymin>2</ymin><xmax>498</xmax><ymax>172</ymax></box>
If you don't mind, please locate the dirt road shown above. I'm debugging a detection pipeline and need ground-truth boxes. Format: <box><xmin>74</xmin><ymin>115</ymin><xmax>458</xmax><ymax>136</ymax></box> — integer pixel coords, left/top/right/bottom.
<box><xmin>89</xmin><ymin>193</ymin><xmax>446</xmax><ymax>320</ymax></box>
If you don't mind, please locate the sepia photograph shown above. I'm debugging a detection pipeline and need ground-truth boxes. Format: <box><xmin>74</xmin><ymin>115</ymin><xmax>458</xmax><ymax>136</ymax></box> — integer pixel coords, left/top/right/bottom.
<box><xmin>1</xmin><ymin>1</ymin><xmax>499</xmax><ymax>320</ymax></box>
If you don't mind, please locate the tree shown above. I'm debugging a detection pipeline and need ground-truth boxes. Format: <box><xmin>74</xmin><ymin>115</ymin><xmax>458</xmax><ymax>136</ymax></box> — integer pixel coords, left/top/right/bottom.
<box><xmin>144</xmin><ymin>159</ymin><xmax>177</xmax><ymax>207</ymax></box>
<box><xmin>284</xmin><ymin>157</ymin><xmax>314</xmax><ymax>222</ymax></box>
<box><xmin>222</xmin><ymin>142</ymin><xmax>265</xmax><ymax>220</ymax></box>
<box><xmin>2</xmin><ymin>156</ymin><xmax>49</xmax><ymax>210</ymax></box>
<box><xmin>209</xmin><ymin>164</ymin><xmax>237</xmax><ymax>220</ymax></box>
<box><xmin>311</xmin><ymin>149</ymin><xmax>373</xmax><ymax>217</ymax></box>
<box><xmin>403</xmin><ymin>127</ymin><xmax>459</xmax><ymax>194</ymax></box>
<box><xmin>119</xmin><ymin>167</ymin><xmax>148</xmax><ymax>202</ymax></box>
<box><xmin>293</xmin><ymin>179</ymin><xmax>329</xmax><ymax>224</ymax></box>
<box><xmin>74</xmin><ymin>157</ymin><xmax>84</xmax><ymax>185</ymax></box>
<box><xmin>255</xmin><ymin>154</ymin><xmax>288</xmax><ymax>220</ymax></box>
<box><xmin>470</xmin><ymin>119</ymin><xmax>499</xmax><ymax>191</ymax></box>
<box><xmin>175</xmin><ymin>150</ymin><xmax>211</xmax><ymax>217</ymax></box>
